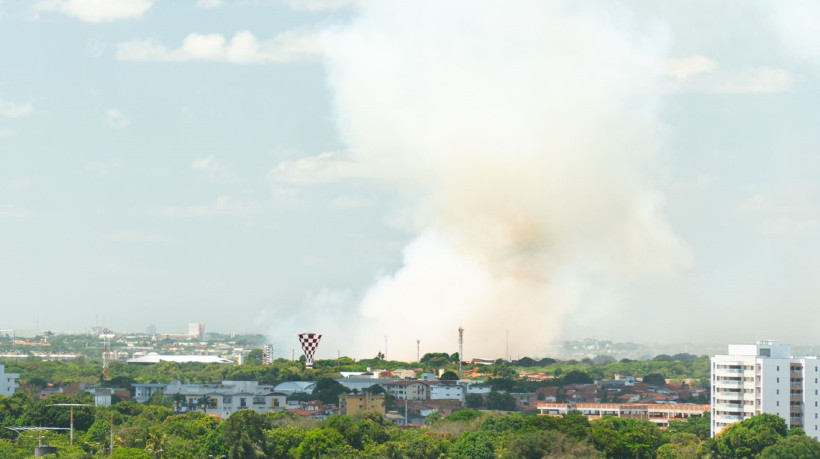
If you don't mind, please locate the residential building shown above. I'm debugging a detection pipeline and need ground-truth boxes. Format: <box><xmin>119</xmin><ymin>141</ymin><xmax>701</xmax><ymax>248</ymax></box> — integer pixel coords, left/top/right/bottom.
<box><xmin>262</xmin><ymin>344</ymin><xmax>275</xmax><ymax>365</ymax></box>
<box><xmin>0</xmin><ymin>364</ymin><xmax>19</xmax><ymax>397</ymax></box>
<box><xmin>711</xmin><ymin>342</ymin><xmax>820</xmax><ymax>438</ymax></box>
<box><xmin>339</xmin><ymin>393</ymin><xmax>385</xmax><ymax>416</ymax></box>
<box><xmin>383</xmin><ymin>380</ymin><xmax>429</xmax><ymax>401</ymax></box>
<box><xmin>430</xmin><ymin>383</ymin><xmax>465</xmax><ymax>403</ymax></box>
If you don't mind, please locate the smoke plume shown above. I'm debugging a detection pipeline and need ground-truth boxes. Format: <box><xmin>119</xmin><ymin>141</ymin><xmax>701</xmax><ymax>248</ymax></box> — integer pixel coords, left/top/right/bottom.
<box><xmin>322</xmin><ymin>1</ymin><xmax>691</xmax><ymax>360</ymax></box>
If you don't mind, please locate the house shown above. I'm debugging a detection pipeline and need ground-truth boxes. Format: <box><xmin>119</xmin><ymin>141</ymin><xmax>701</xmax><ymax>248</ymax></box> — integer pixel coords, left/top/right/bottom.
<box><xmin>511</xmin><ymin>392</ymin><xmax>538</xmax><ymax>409</ymax></box>
<box><xmin>339</xmin><ymin>393</ymin><xmax>385</xmax><ymax>416</ymax></box>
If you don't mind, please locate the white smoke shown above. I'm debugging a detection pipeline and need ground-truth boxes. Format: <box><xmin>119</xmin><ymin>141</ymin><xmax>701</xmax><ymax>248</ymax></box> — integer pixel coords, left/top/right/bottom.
<box><xmin>321</xmin><ymin>0</ymin><xmax>692</xmax><ymax>360</ymax></box>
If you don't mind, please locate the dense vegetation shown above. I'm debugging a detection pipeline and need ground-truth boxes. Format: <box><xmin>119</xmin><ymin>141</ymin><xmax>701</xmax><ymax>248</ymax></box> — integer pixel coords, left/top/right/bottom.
<box><xmin>1</xmin><ymin>351</ymin><xmax>711</xmax><ymax>390</ymax></box>
<box><xmin>1</xmin><ymin>392</ymin><xmax>815</xmax><ymax>458</ymax></box>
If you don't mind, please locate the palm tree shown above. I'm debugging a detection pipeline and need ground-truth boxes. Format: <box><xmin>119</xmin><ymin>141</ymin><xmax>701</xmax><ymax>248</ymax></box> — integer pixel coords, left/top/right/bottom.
<box><xmin>197</xmin><ymin>395</ymin><xmax>216</xmax><ymax>413</ymax></box>
<box><xmin>171</xmin><ymin>393</ymin><xmax>185</xmax><ymax>413</ymax></box>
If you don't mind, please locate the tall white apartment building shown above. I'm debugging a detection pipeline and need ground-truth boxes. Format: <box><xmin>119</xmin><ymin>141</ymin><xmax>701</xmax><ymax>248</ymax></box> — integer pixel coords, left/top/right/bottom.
<box><xmin>0</xmin><ymin>364</ymin><xmax>20</xmax><ymax>397</ymax></box>
<box><xmin>712</xmin><ymin>342</ymin><xmax>820</xmax><ymax>439</ymax></box>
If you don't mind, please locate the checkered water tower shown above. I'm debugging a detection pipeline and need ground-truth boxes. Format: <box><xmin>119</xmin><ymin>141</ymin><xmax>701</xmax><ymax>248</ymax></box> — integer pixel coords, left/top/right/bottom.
<box><xmin>298</xmin><ymin>332</ymin><xmax>322</xmax><ymax>369</ymax></box>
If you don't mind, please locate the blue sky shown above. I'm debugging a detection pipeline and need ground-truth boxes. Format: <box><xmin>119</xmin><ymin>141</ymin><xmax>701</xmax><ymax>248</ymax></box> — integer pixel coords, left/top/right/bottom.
<box><xmin>2</xmin><ymin>0</ymin><xmax>820</xmax><ymax>360</ymax></box>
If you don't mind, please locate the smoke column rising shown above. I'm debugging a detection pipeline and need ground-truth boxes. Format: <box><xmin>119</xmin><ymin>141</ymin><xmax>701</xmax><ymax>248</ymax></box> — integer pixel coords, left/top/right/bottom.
<box><xmin>322</xmin><ymin>1</ymin><xmax>692</xmax><ymax>360</ymax></box>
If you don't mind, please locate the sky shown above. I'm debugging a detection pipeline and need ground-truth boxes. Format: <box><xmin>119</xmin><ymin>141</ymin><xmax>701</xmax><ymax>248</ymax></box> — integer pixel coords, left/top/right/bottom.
<box><xmin>2</xmin><ymin>0</ymin><xmax>820</xmax><ymax>361</ymax></box>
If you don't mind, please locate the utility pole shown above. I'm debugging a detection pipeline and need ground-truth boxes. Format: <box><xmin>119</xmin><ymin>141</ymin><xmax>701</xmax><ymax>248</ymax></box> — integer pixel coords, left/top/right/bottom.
<box><xmin>506</xmin><ymin>329</ymin><xmax>509</xmax><ymax>362</ymax></box>
<box><xmin>384</xmin><ymin>335</ymin><xmax>388</xmax><ymax>361</ymax></box>
<box><xmin>458</xmin><ymin>327</ymin><xmax>464</xmax><ymax>373</ymax></box>
<box><xmin>416</xmin><ymin>339</ymin><xmax>420</xmax><ymax>362</ymax></box>
<box><xmin>110</xmin><ymin>412</ymin><xmax>114</xmax><ymax>456</ymax></box>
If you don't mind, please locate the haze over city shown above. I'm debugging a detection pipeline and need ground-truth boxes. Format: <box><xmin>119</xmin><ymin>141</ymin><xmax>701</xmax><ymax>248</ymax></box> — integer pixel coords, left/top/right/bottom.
<box><xmin>2</xmin><ymin>0</ymin><xmax>820</xmax><ymax>360</ymax></box>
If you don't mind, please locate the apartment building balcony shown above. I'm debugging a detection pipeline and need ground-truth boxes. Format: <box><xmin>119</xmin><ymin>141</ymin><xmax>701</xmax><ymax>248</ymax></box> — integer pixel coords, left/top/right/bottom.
<box><xmin>713</xmin><ymin>391</ymin><xmax>744</xmax><ymax>401</ymax></box>
<box><xmin>714</xmin><ymin>414</ymin><xmax>745</xmax><ymax>424</ymax></box>
<box><xmin>714</xmin><ymin>380</ymin><xmax>743</xmax><ymax>389</ymax></box>
<box><xmin>714</xmin><ymin>403</ymin><xmax>744</xmax><ymax>412</ymax></box>
<box><xmin>714</xmin><ymin>368</ymin><xmax>744</xmax><ymax>377</ymax></box>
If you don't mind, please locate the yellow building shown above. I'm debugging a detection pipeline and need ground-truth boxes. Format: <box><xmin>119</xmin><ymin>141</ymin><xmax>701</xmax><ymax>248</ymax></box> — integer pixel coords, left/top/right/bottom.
<box><xmin>339</xmin><ymin>393</ymin><xmax>386</xmax><ymax>416</ymax></box>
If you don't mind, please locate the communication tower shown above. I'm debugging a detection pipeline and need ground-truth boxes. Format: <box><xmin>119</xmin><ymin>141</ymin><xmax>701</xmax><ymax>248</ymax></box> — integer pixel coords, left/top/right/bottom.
<box><xmin>298</xmin><ymin>332</ymin><xmax>322</xmax><ymax>369</ymax></box>
<box><xmin>100</xmin><ymin>328</ymin><xmax>114</xmax><ymax>380</ymax></box>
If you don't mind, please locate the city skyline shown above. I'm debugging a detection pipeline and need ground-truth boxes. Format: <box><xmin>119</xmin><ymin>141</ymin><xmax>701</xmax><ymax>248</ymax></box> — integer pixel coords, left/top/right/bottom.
<box><xmin>3</xmin><ymin>1</ymin><xmax>820</xmax><ymax>360</ymax></box>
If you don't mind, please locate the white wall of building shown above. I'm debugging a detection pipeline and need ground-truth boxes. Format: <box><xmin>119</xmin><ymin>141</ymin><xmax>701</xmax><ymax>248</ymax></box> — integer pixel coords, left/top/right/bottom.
<box><xmin>712</xmin><ymin>342</ymin><xmax>820</xmax><ymax>440</ymax></box>
<box><xmin>430</xmin><ymin>384</ymin><xmax>465</xmax><ymax>403</ymax></box>
<box><xmin>0</xmin><ymin>364</ymin><xmax>19</xmax><ymax>397</ymax></box>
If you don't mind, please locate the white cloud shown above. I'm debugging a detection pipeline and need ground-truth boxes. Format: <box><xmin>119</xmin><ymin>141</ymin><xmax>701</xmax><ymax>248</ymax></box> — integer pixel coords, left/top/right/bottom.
<box><xmin>665</xmin><ymin>55</ymin><xmax>795</xmax><ymax>94</ymax></box>
<box><xmin>268</xmin><ymin>151</ymin><xmax>364</xmax><ymax>185</ymax></box>
<box><xmin>34</xmin><ymin>0</ymin><xmax>153</xmax><ymax>22</ymax></box>
<box><xmin>0</xmin><ymin>99</ymin><xmax>34</xmax><ymax>118</ymax></box>
<box><xmin>105</xmin><ymin>108</ymin><xmax>130</xmax><ymax>128</ymax></box>
<box><xmin>164</xmin><ymin>195</ymin><xmax>262</xmax><ymax>217</ymax></box>
<box><xmin>191</xmin><ymin>156</ymin><xmax>238</xmax><ymax>183</ymax></box>
<box><xmin>100</xmin><ymin>230</ymin><xmax>168</xmax><ymax>242</ymax></box>
<box><xmin>195</xmin><ymin>0</ymin><xmax>222</xmax><ymax>8</ymax></box>
<box><xmin>0</xmin><ymin>129</ymin><xmax>14</xmax><ymax>137</ymax></box>
<box><xmin>117</xmin><ymin>29</ymin><xmax>320</xmax><ymax>64</ymax></box>
<box><xmin>268</xmin><ymin>151</ymin><xmax>367</xmax><ymax>209</ymax></box>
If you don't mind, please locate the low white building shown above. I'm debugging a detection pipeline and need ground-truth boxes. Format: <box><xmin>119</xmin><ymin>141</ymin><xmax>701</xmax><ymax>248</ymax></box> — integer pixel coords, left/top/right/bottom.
<box><xmin>430</xmin><ymin>383</ymin><xmax>465</xmax><ymax>403</ymax></box>
<box><xmin>162</xmin><ymin>380</ymin><xmax>286</xmax><ymax>418</ymax></box>
<box><xmin>0</xmin><ymin>364</ymin><xmax>19</xmax><ymax>397</ymax></box>
<box><xmin>133</xmin><ymin>383</ymin><xmax>167</xmax><ymax>403</ymax></box>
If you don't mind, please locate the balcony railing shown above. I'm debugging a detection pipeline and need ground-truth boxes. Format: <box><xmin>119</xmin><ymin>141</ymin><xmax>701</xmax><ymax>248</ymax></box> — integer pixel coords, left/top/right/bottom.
<box><xmin>715</xmin><ymin>380</ymin><xmax>744</xmax><ymax>389</ymax></box>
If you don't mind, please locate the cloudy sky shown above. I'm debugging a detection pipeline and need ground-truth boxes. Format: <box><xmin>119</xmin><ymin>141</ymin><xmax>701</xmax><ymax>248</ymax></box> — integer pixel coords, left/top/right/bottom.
<box><xmin>2</xmin><ymin>0</ymin><xmax>820</xmax><ymax>360</ymax></box>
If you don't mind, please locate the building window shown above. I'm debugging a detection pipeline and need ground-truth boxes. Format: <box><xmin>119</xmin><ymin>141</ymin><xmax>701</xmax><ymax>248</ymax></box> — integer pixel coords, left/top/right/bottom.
<box><xmin>777</xmin><ymin>365</ymin><xmax>780</xmax><ymax>371</ymax></box>
<box><xmin>777</xmin><ymin>401</ymin><xmax>780</xmax><ymax>406</ymax></box>
<box><xmin>777</xmin><ymin>378</ymin><xmax>780</xmax><ymax>383</ymax></box>
<box><xmin>777</xmin><ymin>389</ymin><xmax>780</xmax><ymax>394</ymax></box>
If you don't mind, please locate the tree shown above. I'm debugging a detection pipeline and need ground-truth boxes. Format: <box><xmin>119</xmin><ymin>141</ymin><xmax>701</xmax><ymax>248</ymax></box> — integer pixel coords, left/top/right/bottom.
<box><xmin>486</xmin><ymin>391</ymin><xmax>517</xmax><ymax>411</ymax></box>
<box><xmin>197</xmin><ymin>395</ymin><xmax>216</xmax><ymax>413</ymax></box>
<box><xmin>657</xmin><ymin>433</ymin><xmax>701</xmax><ymax>459</ymax></box>
<box><xmin>171</xmin><ymin>393</ymin><xmax>186</xmax><ymax>413</ymax></box>
<box><xmin>312</xmin><ymin>378</ymin><xmax>350</xmax><ymax>405</ymax></box>
<box><xmin>642</xmin><ymin>373</ymin><xmax>666</xmax><ymax>386</ymax></box>
<box><xmin>500</xmin><ymin>430</ymin><xmax>600</xmax><ymax>459</ymax></box>
<box><xmin>562</xmin><ymin>370</ymin><xmax>592</xmax><ymax>385</ymax></box>
<box><xmin>292</xmin><ymin>428</ymin><xmax>355</xmax><ymax>458</ymax></box>
<box><xmin>465</xmin><ymin>394</ymin><xmax>484</xmax><ymax>409</ymax></box>
<box><xmin>702</xmin><ymin>413</ymin><xmax>787</xmax><ymax>459</ymax></box>
<box><xmin>449</xmin><ymin>431</ymin><xmax>494</xmax><ymax>459</ymax></box>
<box><xmin>440</xmin><ymin>370</ymin><xmax>459</xmax><ymax>380</ymax></box>
<box><xmin>223</xmin><ymin>410</ymin><xmax>269</xmax><ymax>458</ymax></box>
<box><xmin>759</xmin><ymin>433</ymin><xmax>820</xmax><ymax>459</ymax></box>
<box><xmin>244</xmin><ymin>349</ymin><xmax>263</xmax><ymax>366</ymax></box>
